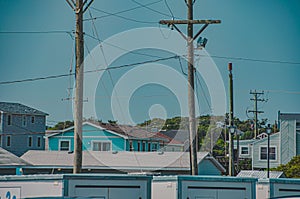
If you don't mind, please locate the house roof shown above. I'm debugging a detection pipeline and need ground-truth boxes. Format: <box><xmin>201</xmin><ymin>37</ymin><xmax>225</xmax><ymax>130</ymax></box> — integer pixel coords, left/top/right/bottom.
<box><xmin>160</xmin><ymin>130</ymin><xmax>189</xmax><ymax>143</ymax></box>
<box><xmin>0</xmin><ymin>102</ymin><xmax>48</xmax><ymax>116</ymax></box>
<box><xmin>46</xmin><ymin>121</ymin><xmax>169</xmax><ymax>142</ymax></box>
<box><xmin>279</xmin><ymin>113</ymin><xmax>300</xmax><ymax>121</ymax></box>
<box><xmin>21</xmin><ymin>151</ymin><xmax>225</xmax><ymax>173</ymax></box>
<box><xmin>233</xmin><ymin>132</ymin><xmax>280</xmax><ymax>146</ymax></box>
<box><xmin>0</xmin><ymin>147</ymin><xmax>30</xmax><ymax>167</ymax></box>
<box><xmin>237</xmin><ymin>170</ymin><xmax>285</xmax><ymax>178</ymax></box>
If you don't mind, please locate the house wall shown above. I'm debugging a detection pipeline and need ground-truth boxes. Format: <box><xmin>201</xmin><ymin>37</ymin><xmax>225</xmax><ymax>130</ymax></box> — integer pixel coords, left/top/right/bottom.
<box><xmin>125</xmin><ymin>140</ymin><xmax>161</xmax><ymax>152</ymax></box>
<box><xmin>198</xmin><ymin>159</ymin><xmax>222</xmax><ymax>175</ymax></box>
<box><xmin>280</xmin><ymin>119</ymin><xmax>296</xmax><ymax>165</ymax></box>
<box><xmin>234</xmin><ymin>140</ymin><xmax>254</xmax><ymax>159</ymax></box>
<box><xmin>253</xmin><ymin>133</ymin><xmax>281</xmax><ymax>169</ymax></box>
<box><xmin>48</xmin><ymin>124</ymin><xmax>126</xmax><ymax>151</ymax></box>
<box><xmin>0</xmin><ymin>113</ymin><xmax>46</xmax><ymax>156</ymax></box>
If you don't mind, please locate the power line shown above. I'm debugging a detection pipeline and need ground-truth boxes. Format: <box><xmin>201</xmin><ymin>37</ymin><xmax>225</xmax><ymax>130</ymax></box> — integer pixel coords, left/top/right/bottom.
<box><xmin>131</xmin><ymin>0</ymin><xmax>178</xmax><ymax>19</ymax></box>
<box><xmin>195</xmin><ymin>54</ymin><xmax>300</xmax><ymax>65</ymax></box>
<box><xmin>0</xmin><ymin>56</ymin><xmax>178</xmax><ymax>85</ymax></box>
<box><xmin>89</xmin><ymin>7</ymin><xmax>157</xmax><ymax>24</ymax></box>
<box><xmin>84</xmin><ymin>0</ymin><xmax>163</xmax><ymax>21</ymax></box>
<box><xmin>84</xmin><ymin>33</ymin><xmax>163</xmax><ymax>59</ymax></box>
<box><xmin>0</xmin><ymin>30</ymin><xmax>72</xmax><ymax>34</ymax></box>
<box><xmin>164</xmin><ymin>0</ymin><xmax>175</xmax><ymax>19</ymax></box>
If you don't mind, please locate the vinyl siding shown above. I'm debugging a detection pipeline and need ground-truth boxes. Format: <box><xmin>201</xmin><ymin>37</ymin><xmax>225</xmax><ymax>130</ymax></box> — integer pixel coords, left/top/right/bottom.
<box><xmin>253</xmin><ymin>133</ymin><xmax>280</xmax><ymax>169</ymax></box>
<box><xmin>0</xmin><ymin>113</ymin><xmax>46</xmax><ymax>156</ymax></box>
<box><xmin>48</xmin><ymin>124</ymin><xmax>126</xmax><ymax>151</ymax></box>
<box><xmin>280</xmin><ymin>120</ymin><xmax>296</xmax><ymax>165</ymax></box>
<box><xmin>198</xmin><ymin>159</ymin><xmax>222</xmax><ymax>175</ymax></box>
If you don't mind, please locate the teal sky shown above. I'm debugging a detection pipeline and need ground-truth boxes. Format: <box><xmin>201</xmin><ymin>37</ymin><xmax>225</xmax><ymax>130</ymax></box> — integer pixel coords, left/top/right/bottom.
<box><xmin>0</xmin><ymin>0</ymin><xmax>300</xmax><ymax>127</ymax></box>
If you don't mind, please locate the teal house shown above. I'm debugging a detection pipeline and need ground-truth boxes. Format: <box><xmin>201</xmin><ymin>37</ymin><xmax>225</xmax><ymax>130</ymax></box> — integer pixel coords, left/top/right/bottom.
<box><xmin>46</xmin><ymin>121</ymin><xmax>168</xmax><ymax>152</ymax></box>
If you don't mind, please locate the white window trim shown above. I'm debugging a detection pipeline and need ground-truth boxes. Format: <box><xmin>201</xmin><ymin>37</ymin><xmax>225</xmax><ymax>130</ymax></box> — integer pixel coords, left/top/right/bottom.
<box><xmin>240</xmin><ymin>146</ymin><xmax>249</xmax><ymax>155</ymax></box>
<box><xmin>59</xmin><ymin>139</ymin><xmax>71</xmax><ymax>151</ymax></box>
<box><xmin>22</xmin><ymin>115</ymin><xmax>27</xmax><ymax>127</ymax></box>
<box><xmin>6</xmin><ymin>135</ymin><xmax>11</xmax><ymax>147</ymax></box>
<box><xmin>259</xmin><ymin>145</ymin><xmax>277</xmax><ymax>161</ymax></box>
<box><xmin>28</xmin><ymin>136</ymin><xmax>33</xmax><ymax>147</ymax></box>
<box><xmin>7</xmin><ymin>114</ymin><xmax>12</xmax><ymax>126</ymax></box>
<box><xmin>91</xmin><ymin>140</ymin><xmax>112</xmax><ymax>151</ymax></box>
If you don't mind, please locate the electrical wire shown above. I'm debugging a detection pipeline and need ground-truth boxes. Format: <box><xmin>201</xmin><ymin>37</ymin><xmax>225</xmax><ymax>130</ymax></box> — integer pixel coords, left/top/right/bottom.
<box><xmin>84</xmin><ymin>0</ymin><xmax>162</xmax><ymax>21</ymax></box>
<box><xmin>0</xmin><ymin>56</ymin><xmax>178</xmax><ymax>85</ymax></box>
<box><xmin>195</xmin><ymin>54</ymin><xmax>300</xmax><ymax>65</ymax></box>
<box><xmin>84</xmin><ymin>33</ymin><xmax>163</xmax><ymax>59</ymax></box>
<box><xmin>89</xmin><ymin>7</ymin><xmax>157</xmax><ymax>24</ymax></box>
<box><xmin>195</xmin><ymin>70</ymin><xmax>212</xmax><ymax>113</ymax></box>
<box><xmin>131</xmin><ymin>0</ymin><xmax>178</xmax><ymax>19</ymax></box>
<box><xmin>164</xmin><ymin>0</ymin><xmax>175</xmax><ymax>19</ymax></box>
<box><xmin>0</xmin><ymin>30</ymin><xmax>72</xmax><ymax>34</ymax></box>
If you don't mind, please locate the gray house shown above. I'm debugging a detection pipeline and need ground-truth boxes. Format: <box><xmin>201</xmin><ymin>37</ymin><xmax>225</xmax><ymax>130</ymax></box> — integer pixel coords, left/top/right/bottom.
<box><xmin>235</xmin><ymin>112</ymin><xmax>300</xmax><ymax>169</ymax></box>
<box><xmin>0</xmin><ymin>102</ymin><xmax>48</xmax><ymax>156</ymax></box>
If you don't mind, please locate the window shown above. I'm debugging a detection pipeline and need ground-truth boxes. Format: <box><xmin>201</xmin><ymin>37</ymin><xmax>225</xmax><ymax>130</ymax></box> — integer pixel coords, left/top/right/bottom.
<box><xmin>22</xmin><ymin>115</ymin><xmax>27</xmax><ymax>127</ymax></box>
<box><xmin>31</xmin><ymin>116</ymin><xmax>35</xmax><ymax>124</ymax></box>
<box><xmin>6</xmin><ymin>135</ymin><xmax>11</xmax><ymax>147</ymax></box>
<box><xmin>7</xmin><ymin>114</ymin><xmax>12</xmax><ymax>126</ymax></box>
<box><xmin>92</xmin><ymin>141</ymin><xmax>111</xmax><ymax>151</ymax></box>
<box><xmin>148</xmin><ymin>143</ymin><xmax>151</xmax><ymax>152</ymax></box>
<box><xmin>129</xmin><ymin>141</ymin><xmax>133</xmax><ymax>151</ymax></box>
<box><xmin>28</xmin><ymin>136</ymin><xmax>33</xmax><ymax>147</ymax></box>
<box><xmin>240</xmin><ymin>146</ymin><xmax>249</xmax><ymax>155</ymax></box>
<box><xmin>260</xmin><ymin>146</ymin><xmax>276</xmax><ymax>160</ymax></box>
<box><xmin>59</xmin><ymin>140</ymin><xmax>70</xmax><ymax>151</ymax></box>
<box><xmin>142</xmin><ymin>141</ymin><xmax>146</xmax><ymax>152</ymax></box>
<box><xmin>152</xmin><ymin>142</ymin><xmax>158</xmax><ymax>151</ymax></box>
<box><xmin>137</xmin><ymin>142</ymin><xmax>141</xmax><ymax>151</ymax></box>
<box><xmin>37</xmin><ymin>137</ymin><xmax>41</xmax><ymax>147</ymax></box>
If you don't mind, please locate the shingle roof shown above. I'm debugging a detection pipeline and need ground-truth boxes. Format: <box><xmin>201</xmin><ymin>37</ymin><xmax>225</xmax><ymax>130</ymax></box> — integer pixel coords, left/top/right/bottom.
<box><xmin>47</xmin><ymin>121</ymin><xmax>169</xmax><ymax>141</ymax></box>
<box><xmin>0</xmin><ymin>102</ymin><xmax>48</xmax><ymax>116</ymax></box>
<box><xmin>160</xmin><ymin>130</ymin><xmax>189</xmax><ymax>143</ymax></box>
<box><xmin>237</xmin><ymin>170</ymin><xmax>285</xmax><ymax>178</ymax></box>
<box><xmin>0</xmin><ymin>147</ymin><xmax>30</xmax><ymax>166</ymax></box>
<box><xmin>21</xmin><ymin>151</ymin><xmax>225</xmax><ymax>173</ymax></box>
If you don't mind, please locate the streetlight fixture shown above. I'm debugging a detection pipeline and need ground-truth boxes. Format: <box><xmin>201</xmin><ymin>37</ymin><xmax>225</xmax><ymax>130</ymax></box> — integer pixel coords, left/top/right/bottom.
<box><xmin>266</xmin><ymin>124</ymin><xmax>272</xmax><ymax>178</ymax></box>
<box><xmin>229</xmin><ymin>126</ymin><xmax>236</xmax><ymax>135</ymax></box>
<box><xmin>229</xmin><ymin>125</ymin><xmax>236</xmax><ymax>176</ymax></box>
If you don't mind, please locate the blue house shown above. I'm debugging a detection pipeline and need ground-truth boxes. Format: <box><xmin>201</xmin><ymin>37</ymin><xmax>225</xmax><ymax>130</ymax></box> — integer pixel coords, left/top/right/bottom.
<box><xmin>0</xmin><ymin>102</ymin><xmax>48</xmax><ymax>156</ymax></box>
<box><xmin>46</xmin><ymin>121</ymin><xmax>169</xmax><ymax>152</ymax></box>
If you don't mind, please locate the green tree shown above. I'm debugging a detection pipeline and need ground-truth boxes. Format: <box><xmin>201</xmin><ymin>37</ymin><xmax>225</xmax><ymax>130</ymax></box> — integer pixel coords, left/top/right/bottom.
<box><xmin>48</xmin><ymin>121</ymin><xmax>74</xmax><ymax>130</ymax></box>
<box><xmin>271</xmin><ymin>155</ymin><xmax>300</xmax><ymax>178</ymax></box>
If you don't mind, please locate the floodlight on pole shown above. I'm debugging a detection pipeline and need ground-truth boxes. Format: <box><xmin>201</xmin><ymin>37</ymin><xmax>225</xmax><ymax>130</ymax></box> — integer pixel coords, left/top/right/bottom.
<box><xmin>267</xmin><ymin>124</ymin><xmax>271</xmax><ymax>178</ymax></box>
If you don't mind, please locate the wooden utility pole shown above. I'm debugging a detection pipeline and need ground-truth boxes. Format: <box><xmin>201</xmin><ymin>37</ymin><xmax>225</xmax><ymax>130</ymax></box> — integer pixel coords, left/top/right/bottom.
<box><xmin>66</xmin><ymin>0</ymin><xmax>94</xmax><ymax>174</ymax></box>
<box><xmin>228</xmin><ymin>63</ymin><xmax>235</xmax><ymax>176</ymax></box>
<box><xmin>74</xmin><ymin>0</ymin><xmax>84</xmax><ymax>174</ymax></box>
<box><xmin>160</xmin><ymin>2</ymin><xmax>220</xmax><ymax>175</ymax></box>
<box><xmin>248</xmin><ymin>90</ymin><xmax>264</xmax><ymax>139</ymax></box>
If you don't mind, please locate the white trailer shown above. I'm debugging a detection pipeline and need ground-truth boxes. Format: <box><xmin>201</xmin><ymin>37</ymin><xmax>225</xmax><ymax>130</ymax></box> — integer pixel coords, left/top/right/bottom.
<box><xmin>269</xmin><ymin>178</ymin><xmax>300</xmax><ymax>198</ymax></box>
<box><xmin>0</xmin><ymin>174</ymin><xmax>152</xmax><ymax>199</ymax></box>
<box><xmin>152</xmin><ymin>175</ymin><xmax>257</xmax><ymax>199</ymax></box>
